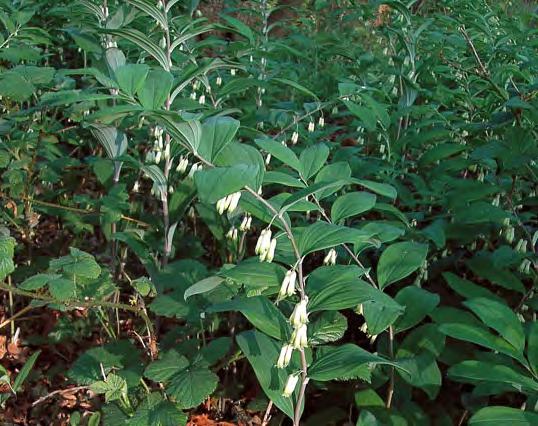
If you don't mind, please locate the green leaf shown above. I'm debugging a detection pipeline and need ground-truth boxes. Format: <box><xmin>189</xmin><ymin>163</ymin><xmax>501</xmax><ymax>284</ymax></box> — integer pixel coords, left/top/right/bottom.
<box><xmin>280</xmin><ymin>180</ymin><xmax>348</xmax><ymax>213</ymax></box>
<box><xmin>377</xmin><ymin>242</ymin><xmax>428</xmax><ymax>289</ymax></box>
<box><xmin>198</xmin><ymin>116</ymin><xmax>240</xmax><ymax>162</ymax></box>
<box><xmin>297</xmin><ymin>222</ymin><xmax>371</xmax><ymax>256</ymax></box>
<box><xmin>353</xmin><ymin>179</ymin><xmax>397</xmax><ymax>200</ymax></box>
<box><xmin>0</xmin><ymin>235</ymin><xmax>15</xmax><ymax>281</ymax></box>
<box><xmin>309</xmin><ymin>311</ymin><xmax>348</xmax><ymax>345</ymax></box>
<box><xmin>236</xmin><ymin>330</ymin><xmax>294</xmax><ymax>419</ymax></box>
<box><xmin>12</xmin><ymin>350</ymin><xmax>40</xmax><ymax>392</ymax></box>
<box><xmin>528</xmin><ymin>322</ymin><xmax>538</xmax><ymax>375</ymax></box>
<box><xmin>264</xmin><ymin>171</ymin><xmax>305</xmax><ymax>188</ymax></box>
<box><xmin>49</xmin><ymin>248</ymin><xmax>101</xmax><ymax>279</ymax></box>
<box><xmin>200</xmin><ymin>337</ymin><xmax>232</xmax><ymax>366</ymax></box>
<box><xmin>448</xmin><ymin>361</ymin><xmax>538</xmax><ymax>393</ymax></box>
<box><xmin>126</xmin><ymin>0</ymin><xmax>168</xmax><ymax>29</ymax></box>
<box><xmin>114</xmin><ymin>63</ymin><xmax>149</xmax><ymax>97</ymax></box>
<box><xmin>208</xmin><ymin>296</ymin><xmax>290</xmax><ymax>340</ymax></box>
<box><xmin>464</xmin><ymin>297</ymin><xmax>525</xmax><ymax>354</ymax></box>
<box><xmin>466</xmin><ymin>255</ymin><xmax>525</xmax><ymax>293</ymax></box>
<box><xmin>106</xmin><ymin>28</ymin><xmax>169</xmax><ymax>70</ymax></box>
<box><xmin>396</xmin><ymin>353</ymin><xmax>441</xmax><ymax>399</ymax></box>
<box><xmin>439</xmin><ymin>323</ymin><xmax>525</xmax><ymax>363</ymax></box>
<box><xmin>19</xmin><ymin>273</ymin><xmax>61</xmax><ymax>291</ymax></box>
<box><xmin>137</xmin><ymin>69</ymin><xmax>173</xmax><ymax>110</ymax></box>
<box><xmin>314</xmin><ymin>162</ymin><xmax>351</xmax><ymax>199</ymax></box>
<box><xmin>105</xmin><ymin>48</ymin><xmax>126</xmax><ymax>74</ymax></box>
<box><xmin>159</xmin><ymin>116</ymin><xmax>202</xmax><ymax>153</ymax></box>
<box><xmin>128</xmin><ymin>393</ymin><xmax>187</xmax><ymax>426</ymax></box>
<box><xmin>48</xmin><ymin>277</ymin><xmax>76</xmax><ymax>300</ymax></box>
<box><xmin>90</xmin><ymin>373</ymin><xmax>127</xmax><ymax>402</ymax></box>
<box><xmin>220</xmin><ymin>14</ymin><xmax>254</xmax><ymax>44</ymax></box>
<box><xmin>194</xmin><ymin>165</ymin><xmax>258</xmax><ymax>204</ymax></box>
<box><xmin>141</xmin><ymin>164</ymin><xmax>167</xmax><ymax>199</ymax></box>
<box><xmin>307</xmin><ymin>265</ymin><xmax>402</xmax><ymax>314</ymax></box>
<box><xmin>184</xmin><ymin>276</ymin><xmax>224</xmax><ymax>300</ymax></box>
<box><xmin>271</xmin><ymin>77</ymin><xmax>318</xmax><ymax>99</ymax></box>
<box><xmin>220</xmin><ymin>260</ymin><xmax>286</xmax><ymax>293</ymax></box>
<box><xmin>255</xmin><ymin>138</ymin><xmax>301</xmax><ymax>171</ymax></box>
<box><xmin>144</xmin><ymin>351</ymin><xmax>189</xmax><ymax>382</ymax></box>
<box><xmin>469</xmin><ymin>406</ymin><xmax>538</xmax><ymax>425</ymax></box>
<box><xmin>90</xmin><ymin>124</ymin><xmax>128</xmax><ymax>160</ymax></box>
<box><xmin>443</xmin><ymin>272</ymin><xmax>504</xmax><ymax>304</ymax></box>
<box><xmin>299</xmin><ymin>144</ymin><xmax>329</xmax><ymax>180</ymax></box>
<box><xmin>309</xmin><ymin>344</ymin><xmax>401</xmax><ymax>381</ymax></box>
<box><xmin>343</xmin><ymin>100</ymin><xmax>377</xmax><ymax>131</ymax></box>
<box><xmin>0</xmin><ymin>71</ymin><xmax>35</xmax><ymax>101</ymax></box>
<box><xmin>393</xmin><ymin>287</ymin><xmax>439</xmax><ymax>333</ymax></box>
<box><xmin>331</xmin><ymin>192</ymin><xmax>376</xmax><ymax>223</ymax></box>
<box><xmin>363</xmin><ymin>300</ymin><xmax>404</xmax><ymax>335</ymax></box>
<box><xmin>167</xmin><ymin>367</ymin><xmax>218</xmax><ymax>409</ymax></box>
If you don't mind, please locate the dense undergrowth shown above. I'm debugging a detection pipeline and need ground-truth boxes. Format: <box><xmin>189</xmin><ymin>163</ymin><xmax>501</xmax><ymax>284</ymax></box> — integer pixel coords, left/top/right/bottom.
<box><xmin>0</xmin><ymin>0</ymin><xmax>537</xmax><ymax>425</ymax></box>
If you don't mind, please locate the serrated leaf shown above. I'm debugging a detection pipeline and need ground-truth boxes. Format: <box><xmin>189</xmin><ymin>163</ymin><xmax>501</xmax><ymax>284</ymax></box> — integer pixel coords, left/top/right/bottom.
<box><xmin>167</xmin><ymin>367</ymin><xmax>218</xmax><ymax>409</ymax></box>
<box><xmin>144</xmin><ymin>351</ymin><xmax>189</xmax><ymax>382</ymax></box>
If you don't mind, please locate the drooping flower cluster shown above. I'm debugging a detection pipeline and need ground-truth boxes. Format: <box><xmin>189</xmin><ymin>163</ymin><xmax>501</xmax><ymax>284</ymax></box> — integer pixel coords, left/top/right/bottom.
<box><xmin>276</xmin><ymin>297</ymin><xmax>309</xmax><ymax>373</ymax></box>
<box><xmin>277</xmin><ymin>269</ymin><xmax>297</xmax><ymax>300</ymax></box>
<box><xmin>255</xmin><ymin>228</ymin><xmax>276</xmax><ymax>262</ymax></box>
<box><xmin>216</xmin><ymin>192</ymin><xmax>241</xmax><ymax>215</ymax></box>
<box><xmin>323</xmin><ymin>248</ymin><xmax>337</xmax><ymax>265</ymax></box>
<box><xmin>239</xmin><ymin>214</ymin><xmax>252</xmax><ymax>232</ymax></box>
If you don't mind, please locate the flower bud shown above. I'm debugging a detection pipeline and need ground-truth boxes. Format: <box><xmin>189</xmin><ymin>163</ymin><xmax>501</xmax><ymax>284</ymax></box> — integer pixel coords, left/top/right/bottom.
<box><xmin>230</xmin><ymin>69</ymin><xmax>236</xmax><ymax>76</ymax></box>
<box><xmin>216</xmin><ymin>76</ymin><xmax>222</xmax><ymax>86</ymax></box>
<box><xmin>216</xmin><ymin>197</ymin><xmax>227</xmax><ymax>215</ymax></box>
<box><xmin>199</xmin><ymin>94</ymin><xmax>206</xmax><ymax>105</ymax></box>
<box><xmin>515</xmin><ymin>239</ymin><xmax>527</xmax><ymax>253</ymax></box>
<box><xmin>226</xmin><ymin>226</ymin><xmax>238</xmax><ymax>241</ymax></box>
<box><xmin>278</xmin><ymin>270</ymin><xmax>297</xmax><ymax>300</ymax></box>
<box><xmin>264</xmin><ymin>237</ymin><xmax>277</xmax><ymax>263</ymax></box>
<box><xmin>291</xmin><ymin>131</ymin><xmax>299</xmax><ymax>145</ymax></box>
<box><xmin>276</xmin><ymin>344</ymin><xmax>294</xmax><ymax>369</ymax></box>
<box><xmin>133</xmin><ymin>181</ymin><xmax>140</xmax><ymax>192</ymax></box>
<box><xmin>505</xmin><ymin>227</ymin><xmax>515</xmax><ymax>244</ymax></box>
<box><xmin>227</xmin><ymin>192</ymin><xmax>241</xmax><ymax>213</ymax></box>
<box><xmin>176</xmin><ymin>156</ymin><xmax>189</xmax><ymax>173</ymax></box>
<box><xmin>155</xmin><ymin>150</ymin><xmax>162</xmax><ymax>164</ymax></box>
<box><xmin>239</xmin><ymin>215</ymin><xmax>252</xmax><ymax>232</ymax></box>
<box><xmin>168</xmin><ymin>185</ymin><xmax>174</xmax><ymax>194</ymax></box>
<box><xmin>265</xmin><ymin>154</ymin><xmax>272</xmax><ymax>165</ymax></box>
<box><xmin>323</xmin><ymin>248</ymin><xmax>337</xmax><ymax>265</ymax></box>
<box><xmin>282</xmin><ymin>374</ymin><xmax>299</xmax><ymax>397</ymax></box>
<box><xmin>318</xmin><ymin>116</ymin><xmax>325</xmax><ymax>127</ymax></box>
<box><xmin>519</xmin><ymin>259</ymin><xmax>531</xmax><ymax>274</ymax></box>
<box><xmin>492</xmin><ymin>194</ymin><xmax>500</xmax><ymax>207</ymax></box>
<box><xmin>255</xmin><ymin>229</ymin><xmax>272</xmax><ymax>255</ymax></box>
<box><xmin>291</xmin><ymin>323</ymin><xmax>308</xmax><ymax>349</ymax></box>
<box><xmin>308</xmin><ymin>121</ymin><xmax>315</xmax><ymax>133</ymax></box>
<box><xmin>290</xmin><ymin>298</ymin><xmax>308</xmax><ymax>328</ymax></box>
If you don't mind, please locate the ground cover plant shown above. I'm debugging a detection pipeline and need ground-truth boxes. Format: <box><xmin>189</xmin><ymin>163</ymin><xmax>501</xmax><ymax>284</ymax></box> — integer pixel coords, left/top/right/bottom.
<box><xmin>0</xmin><ymin>0</ymin><xmax>537</xmax><ymax>424</ymax></box>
